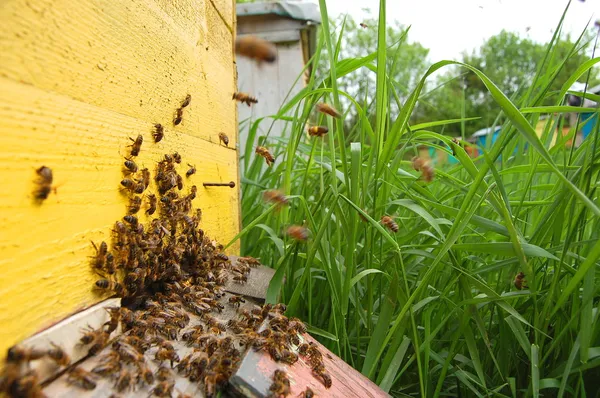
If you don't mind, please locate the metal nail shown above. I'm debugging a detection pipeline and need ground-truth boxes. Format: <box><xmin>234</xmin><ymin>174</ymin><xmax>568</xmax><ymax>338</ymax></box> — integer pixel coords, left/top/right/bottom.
<box><xmin>203</xmin><ymin>181</ymin><xmax>235</xmax><ymax>188</ymax></box>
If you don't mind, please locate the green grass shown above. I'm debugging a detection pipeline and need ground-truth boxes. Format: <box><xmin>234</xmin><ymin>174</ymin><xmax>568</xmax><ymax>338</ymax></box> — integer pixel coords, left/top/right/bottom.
<box><xmin>230</xmin><ymin>1</ymin><xmax>600</xmax><ymax>396</ymax></box>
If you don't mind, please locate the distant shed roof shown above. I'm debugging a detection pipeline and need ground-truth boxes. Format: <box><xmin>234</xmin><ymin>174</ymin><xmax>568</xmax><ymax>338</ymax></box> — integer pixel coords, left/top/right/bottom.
<box><xmin>236</xmin><ymin>1</ymin><xmax>321</xmax><ymax>24</ymax></box>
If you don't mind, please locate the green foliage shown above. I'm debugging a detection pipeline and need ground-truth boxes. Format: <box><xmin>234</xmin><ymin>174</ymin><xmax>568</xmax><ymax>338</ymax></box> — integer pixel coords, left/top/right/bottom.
<box><xmin>233</xmin><ymin>1</ymin><xmax>600</xmax><ymax>396</ymax></box>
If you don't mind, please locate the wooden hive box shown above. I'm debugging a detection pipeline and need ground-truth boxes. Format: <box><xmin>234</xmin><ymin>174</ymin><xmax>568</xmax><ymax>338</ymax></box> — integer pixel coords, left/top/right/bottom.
<box><xmin>0</xmin><ymin>0</ymin><xmax>239</xmax><ymax>359</ymax></box>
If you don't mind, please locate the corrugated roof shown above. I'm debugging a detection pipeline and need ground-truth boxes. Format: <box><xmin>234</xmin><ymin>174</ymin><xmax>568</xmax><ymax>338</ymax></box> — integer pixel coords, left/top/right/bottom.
<box><xmin>236</xmin><ymin>1</ymin><xmax>321</xmax><ymax>24</ymax></box>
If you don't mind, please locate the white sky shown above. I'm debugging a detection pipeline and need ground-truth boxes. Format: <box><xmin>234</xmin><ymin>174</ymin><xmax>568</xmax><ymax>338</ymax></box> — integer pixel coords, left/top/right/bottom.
<box><xmin>323</xmin><ymin>0</ymin><xmax>600</xmax><ymax>61</ymax></box>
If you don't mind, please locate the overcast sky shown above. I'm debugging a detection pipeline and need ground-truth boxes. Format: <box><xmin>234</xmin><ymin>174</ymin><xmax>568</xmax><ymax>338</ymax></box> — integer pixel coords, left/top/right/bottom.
<box><xmin>323</xmin><ymin>0</ymin><xmax>600</xmax><ymax>61</ymax></box>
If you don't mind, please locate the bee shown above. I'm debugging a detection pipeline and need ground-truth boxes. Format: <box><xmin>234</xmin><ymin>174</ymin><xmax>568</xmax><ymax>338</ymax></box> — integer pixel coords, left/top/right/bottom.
<box><xmin>145</xmin><ymin>193</ymin><xmax>157</xmax><ymax>215</ymax></box>
<box><xmin>262</xmin><ymin>190</ymin><xmax>288</xmax><ymax>208</ymax></box>
<box><xmin>233</xmin><ymin>92</ymin><xmax>258</xmax><ymax>107</ymax></box>
<box><xmin>218</xmin><ymin>132</ymin><xmax>229</xmax><ymax>147</ymax></box>
<box><xmin>269</xmin><ymin>369</ymin><xmax>291</xmax><ymax>397</ymax></box>
<box><xmin>6</xmin><ymin>346</ymin><xmax>46</xmax><ymax>363</ymax></box>
<box><xmin>95</xmin><ymin>279</ymin><xmax>125</xmax><ymax>295</ymax></box>
<box><xmin>421</xmin><ymin>165</ymin><xmax>435</xmax><ymax>182</ymax></box>
<box><xmin>120</xmin><ymin>178</ymin><xmax>140</xmax><ymax>193</ymax></box>
<box><xmin>177</xmin><ymin>174</ymin><xmax>183</xmax><ymax>190</ymax></box>
<box><xmin>514</xmin><ymin>272</ymin><xmax>528</xmax><ymax>290</ymax></box>
<box><xmin>138</xmin><ymin>363</ymin><xmax>155</xmax><ymax>386</ymax></box>
<box><xmin>316</xmin><ymin>102</ymin><xmax>341</xmax><ymax>118</ymax></box>
<box><xmin>114</xmin><ymin>369</ymin><xmax>133</xmax><ymax>392</ymax></box>
<box><xmin>411</xmin><ymin>156</ymin><xmax>426</xmax><ymax>171</ymax></box>
<box><xmin>281</xmin><ymin>349</ymin><xmax>299</xmax><ymax>365</ymax></box>
<box><xmin>172</xmin><ymin>152</ymin><xmax>182</xmax><ymax>164</ymax></box>
<box><xmin>181</xmin><ymin>94</ymin><xmax>192</xmax><ymax>108</ymax></box>
<box><xmin>186</xmin><ymin>164</ymin><xmax>196</xmax><ymax>177</ymax></box>
<box><xmin>238</xmin><ymin>256</ymin><xmax>261</xmax><ymax>267</ymax></box>
<box><xmin>360</xmin><ymin>22</ymin><xmax>368</xmax><ymax>28</ymax></box>
<box><xmin>228</xmin><ymin>295</ymin><xmax>245</xmax><ymax>307</ymax></box>
<box><xmin>174</xmin><ymin>108</ymin><xmax>184</xmax><ymax>125</ymax></box>
<box><xmin>235</xmin><ymin>35</ymin><xmax>277</xmax><ymax>63</ymax></box>
<box><xmin>47</xmin><ymin>343</ymin><xmax>70</xmax><ymax>367</ymax></box>
<box><xmin>129</xmin><ymin>134</ymin><xmax>143</xmax><ymax>157</ymax></box>
<box><xmin>150</xmin><ymin>380</ymin><xmax>175</xmax><ymax>397</ymax></box>
<box><xmin>33</xmin><ymin>166</ymin><xmax>53</xmax><ymax>201</ymax></box>
<box><xmin>255</xmin><ymin>146</ymin><xmax>275</xmax><ymax>166</ymax></box>
<box><xmin>123</xmin><ymin>158</ymin><xmax>138</xmax><ymax>174</ymax></box>
<box><xmin>381</xmin><ymin>215</ymin><xmax>399</xmax><ymax>233</ymax></box>
<box><xmin>308</xmin><ymin>125</ymin><xmax>329</xmax><ymax>137</ymax></box>
<box><xmin>140</xmin><ymin>167</ymin><xmax>151</xmax><ymax>189</ymax></box>
<box><xmin>155</xmin><ymin>346</ymin><xmax>179</xmax><ymax>367</ymax></box>
<box><xmin>155</xmin><ymin>365</ymin><xmax>172</xmax><ymax>382</ymax></box>
<box><xmin>299</xmin><ymin>387</ymin><xmax>316</xmax><ymax>398</ymax></box>
<box><xmin>90</xmin><ymin>241</ymin><xmax>108</xmax><ymax>269</ymax></box>
<box><xmin>123</xmin><ymin>215</ymin><xmax>138</xmax><ymax>226</ymax></box>
<box><xmin>91</xmin><ymin>354</ymin><xmax>121</xmax><ymax>376</ymax></box>
<box><xmin>314</xmin><ymin>368</ymin><xmax>332</xmax><ymax>389</ymax></box>
<box><xmin>232</xmin><ymin>273</ymin><xmax>247</xmax><ymax>284</ymax></box>
<box><xmin>286</xmin><ymin>225</ymin><xmax>309</xmax><ymax>241</ymax></box>
<box><xmin>153</xmin><ymin>123</ymin><xmax>165</xmax><ymax>142</ymax></box>
<box><xmin>104</xmin><ymin>306</ymin><xmax>121</xmax><ymax>334</ymax></box>
<box><xmin>128</xmin><ymin>196</ymin><xmax>142</xmax><ymax>214</ymax></box>
<box><xmin>67</xmin><ymin>367</ymin><xmax>97</xmax><ymax>390</ymax></box>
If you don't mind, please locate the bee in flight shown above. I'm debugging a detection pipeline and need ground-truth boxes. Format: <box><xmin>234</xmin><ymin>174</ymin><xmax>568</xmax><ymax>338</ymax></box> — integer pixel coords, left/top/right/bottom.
<box><xmin>235</xmin><ymin>36</ymin><xmax>277</xmax><ymax>63</ymax></box>
<box><xmin>233</xmin><ymin>92</ymin><xmax>258</xmax><ymax>107</ymax></box>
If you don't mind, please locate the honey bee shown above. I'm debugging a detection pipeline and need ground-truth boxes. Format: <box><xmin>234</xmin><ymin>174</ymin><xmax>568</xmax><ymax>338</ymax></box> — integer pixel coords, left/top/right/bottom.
<box><xmin>381</xmin><ymin>215</ymin><xmax>399</xmax><ymax>233</ymax></box>
<box><xmin>67</xmin><ymin>367</ymin><xmax>97</xmax><ymax>390</ymax></box>
<box><xmin>153</xmin><ymin>123</ymin><xmax>165</xmax><ymax>143</ymax></box>
<box><xmin>308</xmin><ymin>125</ymin><xmax>329</xmax><ymax>137</ymax></box>
<box><xmin>33</xmin><ymin>166</ymin><xmax>53</xmax><ymax>201</ymax></box>
<box><xmin>235</xmin><ymin>35</ymin><xmax>277</xmax><ymax>63</ymax></box>
<box><xmin>255</xmin><ymin>146</ymin><xmax>275</xmax><ymax>166</ymax></box>
<box><xmin>146</xmin><ymin>193</ymin><xmax>157</xmax><ymax>215</ymax></box>
<box><xmin>238</xmin><ymin>256</ymin><xmax>261</xmax><ymax>267</ymax></box>
<box><xmin>90</xmin><ymin>241</ymin><xmax>108</xmax><ymax>269</ymax></box>
<box><xmin>120</xmin><ymin>178</ymin><xmax>141</xmax><ymax>193</ymax></box>
<box><xmin>514</xmin><ymin>272</ymin><xmax>528</xmax><ymax>290</ymax></box>
<box><xmin>232</xmin><ymin>273</ymin><xmax>247</xmax><ymax>284</ymax></box>
<box><xmin>360</xmin><ymin>22</ymin><xmax>368</xmax><ymax>28</ymax></box>
<box><xmin>95</xmin><ymin>279</ymin><xmax>125</xmax><ymax>295</ymax></box>
<box><xmin>262</xmin><ymin>190</ymin><xmax>288</xmax><ymax>208</ymax></box>
<box><xmin>228</xmin><ymin>295</ymin><xmax>245</xmax><ymax>307</ymax></box>
<box><xmin>316</xmin><ymin>102</ymin><xmax>341</xmax><ymax>118</ymax></box>
<box><xmin>181</xmin><ymin>94</ymin><xmax>192</xmax><ymax>108</ymax></box>
<box><xmin>286</xmin><ymin>225</ymin><xmax>309</xmax><ymax>241</ymax></box>
<box><xmin>47</xmin><ymin>343</ymin><xmax>70</xmax><ymax>367</ymax></box>
<box><xmin>150</xmin><ymin>380</ymin><xmax>175</xmax><ymax>397</ymax></box>
<box><xmin>218</xmin><ymin>132</ymin><xmax>229</xmax><ymax>146</ymax></box>
<box><xmin>174</xmin><ymin>108</ymin><xmax>184</xmax><ymax>125</ymax></box>
<box><xmin>233</xmin><ymin>92</ymin><xmax>258</xmax><ymax>107</ymax></box>
<box><xmin>269</xmin><ymin>369</ymin><xmax>291</xmax><ymax>398</ymax></box>
<box><xmin>186</xmin><ymin>164</ymin><xmax>196</xmax><ymax>177</ymax></box>
<box><xmin>91</xmin><ymin>354</ymin><xmax>121</xmax><ymax>376</ymax></box>
<box><xmin>128</xmin><ymin>196</ymin><xmax>142</xmax><ymax>214</ymax></box>
<box><xmin>421</xmin><ymin>165</ymin><xmax>435</xmax><ymax>182</ymax></box>
<box><xmin>140</xmin><ymin>167</ymin><xmax>151</xmax><ymax>189</ymax></box>
<box><xmin>155</xmin><ymin>365</ymin><xmax>172</xmax><ymax>382</ymax></box>
<box><xmin>299</xmin><ymin>387</ymin><xmax>316</xmax><ymax>398</ymax></box>
<box><xmin>123</xmin><ymin>215</ymin><xmax>138</xmax><ymax>227</ymax></box>
<box><xmin>104</xmin><ymin>306</ymin><xmax>121</xmax><ymax>334</ymax></box>
<box><xmin>114</xmin><ymin>369</ymin><xmax>133</xmax><ymax>392</ymax></box>
<box><xmin>172</xmin><ymin>152</ymin><xmax>182</xmax><ymax>164</ymax></box>
<box><xmin>411</xmin><ymin>156</ymin><xmax>425</xmax><ymax>171</ymax></box>
<box><xmin>6</xmin><ymin>346</ymin><xmax>46</xmax><ymax>363</ymax></box>
<box><xmin>129</xmin><ymin>135</ymin><xmax>143</xmax><ymax>157</ymax></box>
<box><xmin>123</xmin><ymin>159</ymin><xmax>138</xmax><ymax>174</ymax></box>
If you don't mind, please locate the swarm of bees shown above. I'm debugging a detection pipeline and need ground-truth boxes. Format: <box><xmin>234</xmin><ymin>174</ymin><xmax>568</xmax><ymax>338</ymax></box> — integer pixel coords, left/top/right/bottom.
<box><xmin>235</xmin><ymin>36</ymin><xmax>277</xmax><ymax>64</ymax></box>
<box><xmin>33</xmin><ymin>166</ymin><xmax>54</xmax><ymax>202</ymax></box>
<box><xmin>411</xmin><ymin>156</ymin><xmax>434</xmax><ymax>183</ymax></box>
<box><xmin>232</xmin><ymin>92</ymin><xmax>258</xmax><ymax>107</ymax></box>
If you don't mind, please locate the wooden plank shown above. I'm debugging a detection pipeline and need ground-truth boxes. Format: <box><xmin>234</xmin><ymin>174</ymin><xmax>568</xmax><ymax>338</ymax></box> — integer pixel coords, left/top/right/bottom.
<box><xmin>0</xmin><ymin>0</ymin><xmax>237</xmax><ymax>147</ymax></box>
<box><xmin>223</xmin><ymin>257</ymin><xmax>275</xmax><ymax>300</ymax></box>
<box><xmin>0</xmin><ymin>76</ymin><xmax>240</xmax><ymax>360</ymax></box>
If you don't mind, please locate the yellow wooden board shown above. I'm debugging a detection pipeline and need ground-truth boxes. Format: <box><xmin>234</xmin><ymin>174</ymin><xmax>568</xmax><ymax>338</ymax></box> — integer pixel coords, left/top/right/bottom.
<box><xmin>0</xmin><ymin>0</ymin><xmax>239</xmax><ymax>359</ymax></box>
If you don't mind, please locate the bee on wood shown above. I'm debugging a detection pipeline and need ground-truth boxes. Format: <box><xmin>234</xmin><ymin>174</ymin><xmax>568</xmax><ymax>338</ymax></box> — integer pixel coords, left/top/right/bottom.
<box><xmin>123</xmin><ymin>215</ymin><xmax>138</xmax><ymax>227</ymax></box>
<box><xmin>114</xmin><ymin>369</ymin><xmax>133</xmax><ymax>392</ymax></box>
<box><xmin>269</xmin><ymin>369</ymin><xmax>291</xmax><ymax>397</ymax></box>
<box><xmin>360</xmin><ymin>22</ymin><xmax>368</xmax><ymax>28</ymax></box>
<box><xmin>235</xmin><ymin>35</ymin><xmax>277</xmax><ymax>63</ymax></box>
<box><xmin>228</xmin><ymin>295</ymin><xmax>245</xmax><ymax>307</ymax></box>
<box><xmin>138</xmin><ymin>363</ymin><xmax>155</xmax><ymax>386</ymax></box>
<box><xmin>155</xmin><ymin>365</ymin><xmax>172</xmax><ymax>382</ymax></box>
<box><xmin>67</xmin><ymin>367</ymin><xmax>97</xmax><ymax>390</ymax></box>
<box><xmin>174</xmin><ymin>107</ymin><xmax>184</xmax><ymax>125</ymax></box>
<box><xmin>308</xmin><ymin>125</ymin><xmax>329</xmax><ymax>137</ymax></box>
<box><xmin>33</xmin><ymin>166</ymin><xmax>53</xmax><ymax>201</ymax></box>
<box><xmin>95</xmin><ymin>279</ymin><xmax>125</xmax><ymax>295</ymax></box>
<box><xmin>140</xmin><ymin>167</ymin><xmax>151</xmax><ymax>189</ymax></box>
<box><xmin>47</xmin><ymin>343</ymin><xmax>70</xmax><ymax>367</ymax></box>
<box><xmin>172</xmin><ymin>152</ymin><xmax>182</xmax><ymax>164</ymax></box>
<box><xmin>218</xmin><ymin>132</ymin><xmax>229</xmax><ymax>147</ymax></box>
<box><xmin>176</xmin><ymin>174</ymin><xmax>183</xmax><ymax>190</ymax></box>
<box><xmin>123</xmin><ymin>158</ymin><xmax>138</xmax><ymax>174</ymax></box>
<box><xmin>153</xmin><ymin>123</ymin><xmax>164</xmax><ymax>143</ymax></box>
<box><xmin>316</xmin><ymin>102</ymin><xmax>341</xmax><ymax>118</ymax></box>
<box><xmin>255</xmin><ymin>146</ymin><xmax>275</xmax><ymax>166</ymax></box>
<box><xmin>514</xmin><ymin>272</ymin><xmax>528</xmax><ymax>290</ymax></box>
<box><xmin>120</xmin><ymin>178</ymin><xmax>140</xmax><ymax>193</ymax></box>
<box><xmin>90</xmin><ymin>241</ymin><xmax>108</xmax><ymax>270</ymax></box>
<box><xmin>128</xmin><ymin>196</ymin><xmax>142</xmax><ymax>214</ymax></box>
<box><xmin>91</xmin><ymin>355</ymin><xmax>121</xmax><ymax>377</ymax></box>
<box><xmin>286</xmin><ymin>225</ymin><xmax>309</xmax><ymax>241</ymax></box>
<box><xmin>186</xmin><ymin>164</ymin><xmax>196</xmax><ymax>177</ymax></box>
<box><xmin>299</xmin><ymin>387</ymin><xmax>316</xmax><ymax>398</ymax></box>
<box><xmin>146</xmin><ymin>193</ymin><xmax>157</xmax><ymax>215</ymax></box>
<box><xmin>381</xmin><ymin>215</ymin><xmax>399</xmax><ymax>233</ymax></box>
<box><xmin>129</xmin><ymin>135</ymin><xmax>143</xmax><ymax>157</ymax></box>
<box><xmin>263</xmin><ymin>190</ymin><xmax>288</xmax><ymax>209</ymax></box>
<box><xmin>233</xmin><ymin>92</ymin><xmax>258</xmax><ymax>107</ymax></box>
<box><xmin>181</xmin><ymin>94</ymin><xmax>192</xmax><ymax>108</ymax></box>
<box><xmin>150</xmin><ymin>380</ymin><xmax>175</xmax><ymax>397</ymax></box>
<box><xmin>6</xmin><ymin>346</ymin><xmax>46</xmax><ymax>364</ymax></box>
<box><xmin>232</xmin><ymin>272</ymin><xmax>248</xmax><ymax>284</ymax></box>
<box><xmin>238</xmin><ymin>256</ymin><xmax>261</xmax><ymax>267</ymax></box>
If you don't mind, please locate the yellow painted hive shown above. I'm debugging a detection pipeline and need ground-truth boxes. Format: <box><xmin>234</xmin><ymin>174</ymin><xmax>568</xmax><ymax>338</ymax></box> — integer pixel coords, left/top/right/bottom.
<box><xmin>0</xmin><ymin>0</ymin><xmax>239</xmax><ymax>358</ymax></box>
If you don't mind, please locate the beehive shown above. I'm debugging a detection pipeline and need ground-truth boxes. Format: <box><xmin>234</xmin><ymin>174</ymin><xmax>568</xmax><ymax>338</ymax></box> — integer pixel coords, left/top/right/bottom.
<box><xmin>0</xmin><ymin>0</ymin><xmax>239</xmax><ymax>358</ymax></box>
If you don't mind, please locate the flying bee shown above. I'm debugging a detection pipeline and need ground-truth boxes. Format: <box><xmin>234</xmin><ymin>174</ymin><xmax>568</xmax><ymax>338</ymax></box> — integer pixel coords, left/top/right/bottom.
<box><xmin>255</xmin><ymin>146</ymin><xmax>275</xmax><ymax>166</ymax></box>
<box><xmin>95</xmin><ymin>279</ymin><xmax>125</xmax><ymax>295</ymax></box>
<box><xmin>129</xmin><ymin>134</ymin><xmax>143</xmax><ymax>157</ymax></box>
<box><xmin>308</xmin><ymin>125</ymin><xmax>329</xmax><ymax>137</ymax></box>
<box><xmin>316</xmin><ymin>102</ymin><xmax>341</xmax><ymax>118</ymax></box>
<box><xmin>6</xmin><ymin>346</ymin><xmax>46</xmax><ymax>363</ymax></box>
<box><xmin>218</xmin><ymin>132</ymin><xmax>229</xmax><ymax>146</ymax></box>
<box><xmin>47</xmin><ymin>343</ymin><xmax>70</xmax><ymax>367</ymax></box>
<box><xmin>262</xmin><ymin>190</ymin><xmax>288</xmax><ymax>209</ymax></box>
<box><xmin>421</xmin><ymin>165</ymin><xmax>435</xmax><ymax>182</ymax></box>
<box><xmin>186</xmin><ymin>164</ymin><xmax>196</xmax><ymax>177</ymax></box>
<box><xmin>381</xmin><ymin>215</ymin><xmax>399</xmax><ymax>233</ymax></box>
<box><xmin>235</xmin><ymin>35</ymin><xmax>277</xmax><ymax>63</ymax></box>
<box><xmin>411</xmin><ymin>156</ymin><xmax>425</xmax><ymax>171</ymax></box>
<box><xmin>174</xmin><ymin>107</ymin><xmax>184</xmax><ymax>125</ymax></box>
<box><xmin>233</xmin><ymin>92</ymin><xmax>258</xmax><ymax>107</ymax></box>
<box><xmin>146</xmin><ymin>193</ymin><xmax>157</xmax><ymax>215</ymax></box>
<box><xmin>286</xmin><ymin>225</ymin><xmax>309</xmax><ymax>241</ymax></box>
<box><xmin>181</xmin><ymin>94</ymin><xmax>192</xmax><ymax>108</ymax></box>
<box><xmin>228</xmin><ymin>295</ymin><xmax>245</xmax><ymax>307</ymax></box>
<box><xmin>67</xmin><ymin>367</ymin><xmax>97</xmax><ymax>390</ymax></box>
<box><xmin>90</xmin><ymin>241</ymin><xmax>108</xmax><ymax>269</ymax></box>
<box><xmin>153</xmin><ymin>123</ymin><xmax>164</xmax><ymax>142</ymax></box>
<box><xmin>128</xmin><ymin>196</ymin><xmax>142</xmax><ymax>214</ymax></box>
<box><xmin>514</xmin><ymin>272</ymin><xmax>528</xmax><ymax>290</ymax></box>
<box><xmin>360</xmin><ymin>22</ymin><xmax>368</xmax><ymax>28</ymax></box>
<box><xmin>33</xmin><ymin>166</ymin><xmax>53</xmax><ymax>201</ymax></box>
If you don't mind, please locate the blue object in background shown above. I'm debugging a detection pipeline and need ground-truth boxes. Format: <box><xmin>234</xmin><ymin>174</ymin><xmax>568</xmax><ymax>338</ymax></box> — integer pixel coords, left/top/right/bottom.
<box><xmin>580</xmin><ymin>112</ymin><xmax>598</xmax><ymax>140</ymax></box>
